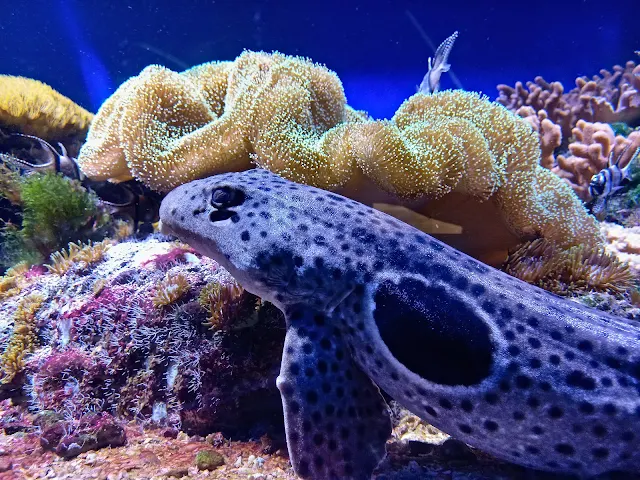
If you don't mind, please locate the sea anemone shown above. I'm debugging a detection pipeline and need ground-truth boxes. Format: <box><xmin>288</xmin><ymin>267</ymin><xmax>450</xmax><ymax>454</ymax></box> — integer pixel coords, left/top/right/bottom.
<box><xmin>503</xmin><ymin>238</ymin><xmax>635</xmax><ymax>295</ymax></box>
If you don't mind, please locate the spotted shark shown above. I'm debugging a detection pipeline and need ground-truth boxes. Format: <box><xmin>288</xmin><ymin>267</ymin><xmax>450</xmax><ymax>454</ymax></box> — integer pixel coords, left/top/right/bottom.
<box><xmin>159</xmin><ymin>169</ymin><xmax>640</xmax><ymax>479</ymax></box>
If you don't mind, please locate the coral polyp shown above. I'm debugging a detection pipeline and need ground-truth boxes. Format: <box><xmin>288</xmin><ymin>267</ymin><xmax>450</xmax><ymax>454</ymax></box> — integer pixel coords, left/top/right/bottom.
<box><xmin>198</xmin><ymin>280</ymin><xmax>261</xmax><ymax>331</ymax></box>
<box><xmin>504</xmin><ymin>237</ymin><xmax>635</xmax><ymax>295</ymax></box>
<box><xmin>0</xmin><ymin>293</ymin><xmax>45</xmax><ymax>384</ymax></box>
<box><xmin>45</xmin><ymin>239</ymin><xmax>112</xmax><ymax>275</ymax></box>
<box><xmin>152</xmin><ymin>271</ymin><xmax>190</xmax><ymax>307</ymax></box>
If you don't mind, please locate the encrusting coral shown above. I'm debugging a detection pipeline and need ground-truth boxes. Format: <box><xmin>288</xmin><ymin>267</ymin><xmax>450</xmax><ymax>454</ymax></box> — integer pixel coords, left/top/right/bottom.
<box><xmin>0</xmin><ymin>237</ymin><xmax>287</xmax><ymax>446</ymax></box>
<box><xmin>78</xmin><ymin>51</ymin><xmax>601</xmax><ymax>264</ymax></box>
<box><xmin>0</xmin><ymin>75</ymin><xmax>93</xmax><ymax>141</ymax></box>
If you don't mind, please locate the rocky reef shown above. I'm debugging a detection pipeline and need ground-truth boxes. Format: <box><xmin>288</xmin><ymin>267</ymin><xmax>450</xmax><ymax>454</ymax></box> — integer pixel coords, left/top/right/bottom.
<box><xmin>0</xmin><ymin>50</ymin><xmax>639</xmax><ymax>479</ymax></box>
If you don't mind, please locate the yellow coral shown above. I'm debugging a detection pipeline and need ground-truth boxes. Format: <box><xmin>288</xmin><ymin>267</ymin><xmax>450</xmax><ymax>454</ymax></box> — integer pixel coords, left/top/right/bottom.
<box><xmin>504</xmin><ymin>238</ymin><xmax>634</xmax><ymax>295</ymax></box>
<box><xmin>350</xmin><ymin>91</ymin><xmax>601</xmax><ymax>260</ymax></box>
<box><xmin>198</xmin><ymin>279</ymin><xmax>261</xmax><ymax>331</ymax></box>
<box><xmin>153</xmin><ymin>272</ymin><xmax>189</xmax><ymax>308</ymax></box>
<box><xmin>45</xmin><ymin>240</ymin><xmax>112</xmax><ymax>276</ymax></box>
<box><xmin>0</xmin><ymin>293</ymin><xmax>44</xmax><ymax>383</ymax></box>
<box><xmin>78</xmin><ymin>51</ymin><xmax>602</xmax><ymax>264</ymax></box>
<box><xmin>0</xmin><ymin>262</ymin><xmax>29</xmax><ymax>301</ymax></box>
<box><xmin>78</xmin><ymin>51</ymin><xmax>349</xmax><ymax>192</ymax></box>
<box><xmin>0</xmin><ymin>75</ymin><xmax>93</xmax><ymax>140</ymax></box>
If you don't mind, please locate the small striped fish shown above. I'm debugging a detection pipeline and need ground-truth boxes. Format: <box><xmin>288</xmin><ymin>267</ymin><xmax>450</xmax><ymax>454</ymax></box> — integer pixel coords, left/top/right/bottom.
<box><xmin>418</xmin><ymin>31</ymin><xmax>458</xmax><ymax>95</ymax></box>
<box><xmin>589</xmin><ymin>144</ymin><xmax>638</xmax><ymax>216</ymax></box>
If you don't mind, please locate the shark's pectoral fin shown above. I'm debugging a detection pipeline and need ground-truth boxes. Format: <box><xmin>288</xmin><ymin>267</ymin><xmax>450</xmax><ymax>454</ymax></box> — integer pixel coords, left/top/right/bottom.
<box><xmin>277</xmin><ymin>307</ymin><xmax>391</xmax><ymax>480</ymax></box>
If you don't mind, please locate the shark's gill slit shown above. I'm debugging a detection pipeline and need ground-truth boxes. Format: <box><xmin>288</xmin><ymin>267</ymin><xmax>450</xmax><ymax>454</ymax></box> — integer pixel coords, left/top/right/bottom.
<box><xmin>372</xmin><ymin>278</ymin><xmax>493</xmax><ymax>386</ymax></box>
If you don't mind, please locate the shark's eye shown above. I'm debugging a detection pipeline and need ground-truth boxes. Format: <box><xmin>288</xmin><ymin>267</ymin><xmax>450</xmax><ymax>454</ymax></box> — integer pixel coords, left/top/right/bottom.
<box><xmin>211</xmin><ymin>186</ymin><xmax>246</xmax><ymax>208</ymax></box>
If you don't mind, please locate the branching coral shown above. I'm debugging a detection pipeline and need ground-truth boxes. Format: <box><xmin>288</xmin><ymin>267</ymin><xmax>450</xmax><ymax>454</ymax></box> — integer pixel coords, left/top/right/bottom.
<box><xmin>198</xmin><ymin>280</ymin><xmax>261</xmax><ymax>331</ymax></box>
<box><xmin>497</xmin><ymin>60</ymin><xmax>640</xmax><ymax>140</ymax></box>
<box><xmin>503</xmin><ymin>238</ymin><xmax>634</xmax><ymax>296</ymax></box>
<box><xmin>45</xmin><ymin>239</ymin><xmax>112</xmax><ymax>276</ymax></box>
<box><xmin>153</xmin><ymin>272</ymin><xmax>189</xmax><ymax>308</ymax></box>
<box><xmin>0</xmin><ymin>75</ymin><xmax>93</xmax><ymax>141</ymax></box>
<box><xmin>553</xmin><ymin>126</ymin><xmax>640</xmax><ymax>201</ymax></box>
<box><xmin>0</xmin><ymin>293</ymin><xmax>45</xmax><ymax>384</ymax></box>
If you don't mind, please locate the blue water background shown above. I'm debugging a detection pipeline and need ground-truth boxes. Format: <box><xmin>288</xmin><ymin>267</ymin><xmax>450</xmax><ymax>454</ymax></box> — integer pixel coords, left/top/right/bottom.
<box><xmin>1</xmin><ymin>0</ymin><xmax>638</xmax><ymax>118</ymax></box>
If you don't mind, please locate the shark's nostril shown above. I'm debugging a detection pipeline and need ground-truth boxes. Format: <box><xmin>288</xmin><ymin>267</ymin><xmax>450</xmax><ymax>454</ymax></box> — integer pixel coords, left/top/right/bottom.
<box><xmin>209</xmin><ymin>209</ymin><xmax>236</xmax><ymax>222</ymax></box>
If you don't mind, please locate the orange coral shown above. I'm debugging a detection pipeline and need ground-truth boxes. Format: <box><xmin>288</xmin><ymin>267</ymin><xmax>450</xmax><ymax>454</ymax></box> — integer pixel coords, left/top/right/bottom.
<box><xmin>515</xmin><ymin>107</ymin><xmax>561</xmax><ymax>169</ymax></box>
<box><xmin>497</xmin><ymin>60</ymin><xmax>640</xmax><ymax>140</ymax></box>
<box><xmin>153</xmin><ymin>272</ymin><xmax>189</xmax><ymax>308</ymax></box>
<box><xmin>552</xmin><ymin>122</ymin><xmax>640</xmax><ymax>200</ymax></box>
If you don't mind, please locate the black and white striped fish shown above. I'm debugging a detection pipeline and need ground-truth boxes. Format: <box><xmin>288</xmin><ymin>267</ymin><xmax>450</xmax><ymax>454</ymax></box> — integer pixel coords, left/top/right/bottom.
<box><xmin>588</xmin><ymin>144</ymin><xmax>638</xmax><ymax>216</ymax></box>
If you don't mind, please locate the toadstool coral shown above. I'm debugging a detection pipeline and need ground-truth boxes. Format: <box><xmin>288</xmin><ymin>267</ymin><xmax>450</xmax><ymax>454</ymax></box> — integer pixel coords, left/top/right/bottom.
<box><xmin>78</xmin><ymin>51</ymin><xmax>602</xmax><ymax>264</ymax></box>
<box><xmin>77</xmin><ymin>52</ymin><xmax>350</xmax><ymax>192</ymax></box>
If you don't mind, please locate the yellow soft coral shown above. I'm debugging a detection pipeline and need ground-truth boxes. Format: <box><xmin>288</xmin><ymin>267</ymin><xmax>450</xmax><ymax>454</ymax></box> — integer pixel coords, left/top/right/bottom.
<box><xmin>0</xmin><ymin>293</ymin><xmax>44</xmax><ymax>383</ymax></box>
<box><xmin>0</xmin><ymin>75</ymin><xmax>93</xmax><ymax>140</ymax></box>
<box><xmin>153</xmin><ymin>272</ymin><xmax>189</xmax><ymax>308</ymax></box>
<box><xmin>77</xmin><ymin>51</ymin><xmax>349</xmax><ymax>192</ymax></box>
<box><xmin>78</xmin><ymin>51</ymin><xmax>602</xmax><ymax>264</ymax></box>
<box><xmin>347</xmin><ymin>91</ymin><xmax>601</xmax><ymax>261</ymax></box>
<box><xmin>45</xmin><ymin>240</ymin><xmax>112</xmax><ymax>276</ymax></box>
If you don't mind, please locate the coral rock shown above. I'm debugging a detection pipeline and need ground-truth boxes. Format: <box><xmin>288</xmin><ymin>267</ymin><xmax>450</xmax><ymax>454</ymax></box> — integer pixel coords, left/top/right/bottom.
<box><xmin>601</xmin><ymin>222</ymin><xmax>640</xmax><ymax>278</ymax></box>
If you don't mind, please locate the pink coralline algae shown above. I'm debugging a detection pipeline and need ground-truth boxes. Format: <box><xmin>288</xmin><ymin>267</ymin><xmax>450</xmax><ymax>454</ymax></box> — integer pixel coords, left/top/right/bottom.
<box><xmin>0</xmin><ymin>236</ymin><xmax>286</xmax><ymax>458</ymax></box>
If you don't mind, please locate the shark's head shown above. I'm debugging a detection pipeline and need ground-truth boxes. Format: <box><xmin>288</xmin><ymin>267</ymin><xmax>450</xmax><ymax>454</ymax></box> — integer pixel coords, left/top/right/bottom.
<box><xmin>159</xmin><ymin>169</ymin><xmax>362</xmax><ymax>309</ymax></box>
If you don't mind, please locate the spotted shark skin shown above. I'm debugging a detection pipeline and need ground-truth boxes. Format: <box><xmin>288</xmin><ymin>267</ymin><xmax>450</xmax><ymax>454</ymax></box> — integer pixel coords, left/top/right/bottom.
<box><xmin>159</xmin><ymin>169</ymin><xmax>640</xmax><ymax>479</ymax></box>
